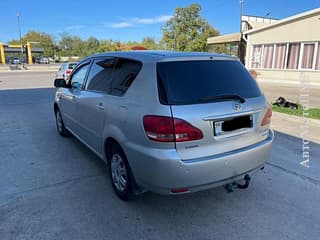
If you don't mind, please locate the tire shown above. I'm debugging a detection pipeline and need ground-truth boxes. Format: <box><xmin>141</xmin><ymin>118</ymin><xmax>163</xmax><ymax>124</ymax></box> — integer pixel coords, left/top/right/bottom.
<box><xmin>108</xmin><ymin>145</ymin><xmax>133</xmax><ymax>201</ymax></box>
<box><xmin>55</xmin><ymin>109</ymin><xmax>70</xmax><ymax>137</ymax></box>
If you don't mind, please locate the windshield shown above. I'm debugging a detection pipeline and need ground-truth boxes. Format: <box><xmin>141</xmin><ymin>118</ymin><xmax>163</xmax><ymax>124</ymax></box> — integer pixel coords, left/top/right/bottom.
<box><xmin>157</xmin><ymin>60</ymin><xmax>262</xmax><ymax>105</ymax></box>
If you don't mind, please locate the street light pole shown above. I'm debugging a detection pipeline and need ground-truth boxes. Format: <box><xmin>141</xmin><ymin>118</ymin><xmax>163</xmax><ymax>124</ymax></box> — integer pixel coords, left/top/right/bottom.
<box><xmin>17</xmin><ymin>13</ymin><xmax>23</xmax><ymax>65</ymax></box>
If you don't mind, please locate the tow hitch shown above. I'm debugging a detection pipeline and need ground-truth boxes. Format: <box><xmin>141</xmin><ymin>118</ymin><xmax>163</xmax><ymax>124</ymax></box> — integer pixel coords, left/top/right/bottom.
<box><xmin>224</xmin><ymin>174</ymin><xmax>251</xmax><ymax>193</ymax></box>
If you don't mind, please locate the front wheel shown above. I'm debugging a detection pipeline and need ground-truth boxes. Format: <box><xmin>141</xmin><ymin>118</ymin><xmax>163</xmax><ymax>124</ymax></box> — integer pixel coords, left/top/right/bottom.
<box><xmin>108</xmin><ymin>145</ymin><xmax>133</xmax><ymax>201</ymax></box>
<box><xmin>55</xmin><ymin>109</ymin><xmax>70</xmax><ymax>137</ymax></box>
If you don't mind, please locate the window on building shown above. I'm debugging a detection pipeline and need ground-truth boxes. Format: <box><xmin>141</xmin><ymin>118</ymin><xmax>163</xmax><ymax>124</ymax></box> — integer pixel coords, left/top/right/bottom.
<box><xmin>250</xmin><ymin>42</ymin><xmax>320</xmax><ymax>71</ymax></box>
<box><xmin>301</xmin><ymin>43</ymin><xmax>315</xmax><ymax>69</ymax></box>
<box><xmin>251</xmin><ymin>45</ymin><xmax>262</xmax><ymax>68</ymax></box>
<box><xmin>262</xmin><ymin>44</ymin><xmax>274</xmax><ymax>69</ymax></box>
<box><xmin>286</xmin><ymin>43</ymin><xmax>300</xmax><ymax>69</ymax></box>
<box><xmin>274</xmin><ymin>44</ymin><xmax>286</xmax><ymax>69</ymax></box>
<box><xmin>315</xmin><ymin>43</ymin><xmax>320</xmax><ymax>70</ymax></box>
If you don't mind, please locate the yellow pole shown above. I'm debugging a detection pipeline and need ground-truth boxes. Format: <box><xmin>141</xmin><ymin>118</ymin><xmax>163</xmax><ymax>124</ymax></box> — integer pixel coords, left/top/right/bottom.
<box><xmin>27</xmin><ymin>42</ymin><xmax>32</xmax><ymax>64</ymax></box>
<box><xmin>0</xmin><ymin>43</ymin><xmax>5</xmax><ymax>64</ymax></box>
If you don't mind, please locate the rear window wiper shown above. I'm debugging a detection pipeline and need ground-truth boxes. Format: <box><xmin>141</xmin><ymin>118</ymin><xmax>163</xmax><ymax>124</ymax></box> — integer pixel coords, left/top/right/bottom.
<box><xmin>197</xmin><ymin>94</ymin><xmax>246</xmax><ymax>103</ymax></box>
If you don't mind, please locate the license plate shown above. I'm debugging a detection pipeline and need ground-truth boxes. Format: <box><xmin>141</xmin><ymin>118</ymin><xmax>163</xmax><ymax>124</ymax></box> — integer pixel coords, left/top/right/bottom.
<box><xmin>214</xmin><ymin>115</ymin><xmax>253</xmax><ymax>136</ymax></box>
<box><xmin>214</xmin><ymin>121</ymin><xmax>225</xmax><ymax>136</ymax></box>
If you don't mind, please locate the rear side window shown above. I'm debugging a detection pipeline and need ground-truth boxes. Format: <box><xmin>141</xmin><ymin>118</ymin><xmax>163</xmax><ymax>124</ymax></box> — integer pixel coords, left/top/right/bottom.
<box><xmin>111</xmin><ymin>58</ymin><xmax>142</xmax><ymax>96</ymax></box>
<box><xmin>86</xmin><ymin>58</ymin><xmax>116</xmax><ymax>93</ymax></box>
<box><xmin>157</xmin><ymin>60</ymin><xmax>262</xmax><ymax>105</ymax></box>
<box><xmin>85</xmin><ymin>57</ymin><xmax>141</xmax><ymax>96</ymax></box>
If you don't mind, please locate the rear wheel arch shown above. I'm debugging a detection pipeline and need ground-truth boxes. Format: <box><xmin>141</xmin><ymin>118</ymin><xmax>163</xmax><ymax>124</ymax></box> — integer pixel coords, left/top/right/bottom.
<box><xmin>104</xmin><ymin>138</ymin><xmax>142</xmax><ymax>198</ymax></box>
<box><xmin>104</xmin><ymin>137</ymin><xmax>121</xmax><ymax>163</ymax></box>
<box><xmin>105</xmin><ymin>138</ymin><xmax>136</xmax><ymax>200</ymax></box>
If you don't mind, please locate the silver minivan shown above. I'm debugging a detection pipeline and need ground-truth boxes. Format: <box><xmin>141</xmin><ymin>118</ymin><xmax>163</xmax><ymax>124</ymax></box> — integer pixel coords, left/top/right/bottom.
<box><xmin>54</xmin><ymin>51</ymin><xmax>273</xmax><ymax>200</ymax></box>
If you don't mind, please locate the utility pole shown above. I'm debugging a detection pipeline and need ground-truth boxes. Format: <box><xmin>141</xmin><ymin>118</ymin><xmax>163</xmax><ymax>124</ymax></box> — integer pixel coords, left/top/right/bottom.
<box><xmin>240</xmin><ymin>0</ymin><xmax>243</xmax><ymax>34</ymax></box>
<box><xmin>17</xmin><ymin>13</ymin><xmax>23</xmax><ymax>65</ymax></box>
<box><xmin>239</xmin><ymin>0</ymin><xmax>244</xmax><ymax>64</ymax></box>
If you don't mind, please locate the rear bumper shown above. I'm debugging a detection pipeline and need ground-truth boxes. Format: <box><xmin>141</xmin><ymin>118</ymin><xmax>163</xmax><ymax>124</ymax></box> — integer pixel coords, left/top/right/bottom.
<box><xmin>125</xmin><ymin>129</ymin><xmax>274</xmax><ymax>195</ymax></box>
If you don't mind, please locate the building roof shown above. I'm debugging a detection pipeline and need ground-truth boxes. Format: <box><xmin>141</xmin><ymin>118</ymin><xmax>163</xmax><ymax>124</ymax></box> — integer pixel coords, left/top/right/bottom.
<box><xmin>207</xmin><ymin>33</ymin><xmax>241</xmax><ymax>44</ymax></box>
<box><xmin>246</xmin><ymin>21</ymin><xmax>274</xmax><ymax>29</ymax></box>
<box><xmin>244</xmin><ymin>8</ymin><xmax>320</xmax><ymax>35</ymax></box>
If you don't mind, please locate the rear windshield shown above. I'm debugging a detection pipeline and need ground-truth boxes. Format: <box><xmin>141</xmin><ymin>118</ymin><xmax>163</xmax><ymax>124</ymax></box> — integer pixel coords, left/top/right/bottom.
<box><xmin>157</xmin><ymin>60</ymin><xmax>261</xmax><ymax>105</ymax></box>
<box><xmin>68</xmin><ymin>63</ymin><xmax>77</xmax><ymax>69</ymax></box>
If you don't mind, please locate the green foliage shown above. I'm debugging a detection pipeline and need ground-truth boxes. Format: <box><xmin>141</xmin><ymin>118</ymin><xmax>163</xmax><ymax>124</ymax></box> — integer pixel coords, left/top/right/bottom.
<box><xmin>9</xmin><ymin>30</ymin><xmax>55</xmax><ymax>57</ymax></box>
<box><xmin>97</xmin><ymin>39</ymin><xmax>119</xmax><ymax>52</ymax></box>
<box><xmin>141</xmin><ymin>37</ymin><xmax>161</xmax><ymax>50</ymax></box>
<box><xmin>161</xmin><ymin>3</ymin><xmax>219</xmax><ymax>51</ymax></box>
<box><xmin>58</xmin><ymin>33</ymin><xmax>86</xmax><ymax>57</ymax></box>
<box><xmin>272</xmin><ymin>104</ymin><xmax>320</xmax><ymax>120</ymax></box>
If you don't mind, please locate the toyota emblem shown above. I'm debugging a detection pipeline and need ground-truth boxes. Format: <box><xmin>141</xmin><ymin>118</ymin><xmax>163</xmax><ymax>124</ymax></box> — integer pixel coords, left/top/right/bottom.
<box><xmin>233</xmin><ymin>101</ymin><xmax>242</xmax><ymax>111</ymax></box>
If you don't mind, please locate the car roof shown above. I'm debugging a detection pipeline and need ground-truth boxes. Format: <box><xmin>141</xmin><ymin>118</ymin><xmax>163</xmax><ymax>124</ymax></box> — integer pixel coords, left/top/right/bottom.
<box><xmin>81</xmin><ymin>50</ymin><xmax>237</xmax><ymax>63</ymax></box>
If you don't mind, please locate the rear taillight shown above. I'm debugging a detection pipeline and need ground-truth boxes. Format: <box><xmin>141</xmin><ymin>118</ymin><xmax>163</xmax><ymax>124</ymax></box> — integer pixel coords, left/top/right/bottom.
<box><xmin>174</xmin><ymin>118</ymin><xmax>203</xmax><ymax>142</ymax></box>
<box><xmin>143</xmin><ymin>115</ymin><xmax>203</xmax><ymax>142</ymax></box>
<box><xmin>66</xmin><ymin>69</ymin><xmax>72</xmax><ymax>75</ymax></box>
<box><xmin>261</xmin><ymin>107</ymin><xmax>272</xmax><ymax>126</ymax></box>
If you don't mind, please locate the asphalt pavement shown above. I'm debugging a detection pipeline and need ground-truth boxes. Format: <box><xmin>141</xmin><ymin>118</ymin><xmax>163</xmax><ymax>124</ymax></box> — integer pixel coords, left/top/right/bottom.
<box><xmin>258</xmin><ymin>81</ymin><xmax>320</xmax><ymax>108</ymax></box>
<box><xmin>0</xmin><ymin>72</ymin><xmax>319</xmax><ymax>240</ymax></box>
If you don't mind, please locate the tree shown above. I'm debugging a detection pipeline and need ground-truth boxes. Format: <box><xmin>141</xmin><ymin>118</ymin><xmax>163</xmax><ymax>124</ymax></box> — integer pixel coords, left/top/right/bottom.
<box><xmin>58</xmin><ymin>33</ymin><xmax>74</xmax><ymax>56</ymax></box>
<box><xmin>97</xmin><ymin>39</ymin><xmax>119</xmax><ymax>52</ymax></box>
<box><xmin>141</xmin><ymin>37</ymin><xmax>160</xmax><ymax>50</ymax></box>
<box><xmin>161</xmin><ymin>3</ymin><xmax>219</xmax><ymax>52</ymax></box>
<box><xmin>58</xmin><ymin>33</ymin><xmax>86</xmax><ymax>57</ymax></box>
<box><xmin>9</xmin><ymin>30</ymin><xmax>55</xmax><ymax>57</ymax></box>
<box><xmin>86</xmin><ymin>37</ymin><xmax>100</xmax><ymax>55</ymax></box>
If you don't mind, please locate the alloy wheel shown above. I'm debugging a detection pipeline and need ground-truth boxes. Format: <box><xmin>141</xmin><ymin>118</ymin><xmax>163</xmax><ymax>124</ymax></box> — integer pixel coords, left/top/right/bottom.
<box><xmin>111</xmin><ymin>153</ymin><xmax>128</xmax><ymax>192</ymax></box>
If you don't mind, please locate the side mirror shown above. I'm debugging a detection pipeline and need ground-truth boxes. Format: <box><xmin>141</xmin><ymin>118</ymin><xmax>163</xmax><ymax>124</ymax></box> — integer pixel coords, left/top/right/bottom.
<box><xmin>54</xmin><ymin>78</ymin><xmax>67</xmax><ymax>88</ymax></box>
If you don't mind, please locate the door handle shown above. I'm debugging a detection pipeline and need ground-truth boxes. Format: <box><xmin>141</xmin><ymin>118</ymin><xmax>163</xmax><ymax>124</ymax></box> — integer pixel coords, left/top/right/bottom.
<box><xmin>72</xmin><ymin>95</ymin><xmax>76</xmax><ymax>101</ymax></box>
<box><xmin>96</xmin><ymin>103</ymin><xmax>104</xmax><ymax>110</ymax></box>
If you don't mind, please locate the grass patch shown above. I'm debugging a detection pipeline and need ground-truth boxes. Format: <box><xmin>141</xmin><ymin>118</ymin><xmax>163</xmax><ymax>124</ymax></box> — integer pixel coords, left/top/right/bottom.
<box><xmin>272</xmin><ymin>104</ymin><xmax>320</xmax><ymax>120</ymax></box>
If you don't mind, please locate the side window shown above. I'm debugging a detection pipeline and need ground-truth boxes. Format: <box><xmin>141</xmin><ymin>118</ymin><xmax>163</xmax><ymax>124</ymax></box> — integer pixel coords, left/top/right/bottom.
<box><xmin>111</xmin><ymin>58</ymin><xmax>142</xmax><ymax>96</ymax></box>
<box><xmin>85</xmin><ymin>58</ymin><xmax>116</xmax><ymax>93</ymax></box>
<box><xmin>70</xmin><ymin>64</ymin><xmax>89</xmax><ymax>89</ymax></box>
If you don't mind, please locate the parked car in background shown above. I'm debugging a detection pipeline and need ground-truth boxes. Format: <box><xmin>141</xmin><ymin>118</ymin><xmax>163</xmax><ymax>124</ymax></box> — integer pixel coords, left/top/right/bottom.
<box><xmin>53</xmin><ymin>51</ymin><xmax>273</xmax><ymax>201</ymax></box>
<box><xmin>34</xmin><ymin>57</ymin><xmax>41</xmax><ymax>64</ymax></box>
<box><xmin>40</xmin><ymin>57</ymin><xmax>50</xmax><ymax>64</ymax></box>
<box><xmin>55</xmin><ymin>62</ymin><xmax>78</xmax><ymax>80</ymax></box>
<box><xmin>11</xmin><ymin>57</ymin><xmax>21</xmax><ymax>64</ymax></box>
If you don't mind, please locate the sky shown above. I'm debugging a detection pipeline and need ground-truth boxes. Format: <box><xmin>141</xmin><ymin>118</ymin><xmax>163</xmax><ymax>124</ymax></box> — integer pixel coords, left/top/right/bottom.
<box><xmin>0</xmin><ymin>0</ymin><xmax>319</xmax><ymax>43</ymax></box>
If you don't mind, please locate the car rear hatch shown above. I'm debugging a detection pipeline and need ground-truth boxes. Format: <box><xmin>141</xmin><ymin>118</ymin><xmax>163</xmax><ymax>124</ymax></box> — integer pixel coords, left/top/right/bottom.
<box><xmin>157</xmin><ymin>57</ymin><xmax>271</xmax><ymax>160</ymax></box>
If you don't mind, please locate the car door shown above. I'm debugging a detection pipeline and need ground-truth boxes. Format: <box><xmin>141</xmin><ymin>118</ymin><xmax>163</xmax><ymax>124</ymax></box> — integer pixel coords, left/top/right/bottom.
<box><xmin>59</xmin><ymin>62</ymin><xmax>90</xmax><ymax>134</ymax></box>
<box><xmin>74</xmin><ymin>57</ymin><xmax>116</xmax><ymax>153</ymax></box>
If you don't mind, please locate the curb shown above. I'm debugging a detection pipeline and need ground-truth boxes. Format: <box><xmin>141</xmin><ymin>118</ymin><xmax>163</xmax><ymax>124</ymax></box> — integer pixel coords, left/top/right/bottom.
<box><xmin>271</xmin><ymin>112</ymin><xmax>320</xmax><ymax>143</ymax></box>
<box><xmin>257</xmin><ymin>78</ymin><xmax>320</xmax><ymax>87</ymax></box>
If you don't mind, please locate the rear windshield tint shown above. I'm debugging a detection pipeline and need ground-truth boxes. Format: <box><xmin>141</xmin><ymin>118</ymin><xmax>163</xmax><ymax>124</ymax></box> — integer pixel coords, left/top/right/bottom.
<box><xmin>157</xmin><ymin>60</ymin><xmax>261</xmax><ymax>105</ymax></box>
<box><xmin>68</xmin><ymin>63</ymin><xmax>77</xmax><ymax>69</ymax></box>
